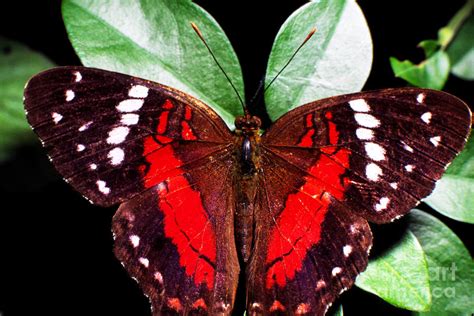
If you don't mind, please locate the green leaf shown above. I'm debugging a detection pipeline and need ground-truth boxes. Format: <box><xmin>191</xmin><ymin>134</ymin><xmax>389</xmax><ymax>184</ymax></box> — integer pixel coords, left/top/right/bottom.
<box><xmin>424</xmin><ymin>134</ymin><xmax>474</xmax><ymax>223</ymax></box>
<box><xmin>418</xmin><ymin>40</ymin><xmax>440</xmax><ymax>59</ymax></box>
<box><xmin>0</xmin><ymin>37</ymin><xmax>55</xmax><ymax>161</ymax></box>
<box><xmin>355</xmin><ymin>228</ymin><xmax>431</xmax><ymax>311</ymax></box>
<box><xmin>265</xmin><ymin>0</ymin><xmax>372</xmax><ymax>121</ymax></box>
<box><xmin>390</xmin><ymin>51</ymin><xmax>450</xmax><ymax>90</ymax></box>
<box><xmin>62</xmin><ymin>0</ymin><xmax>244</xmax><ymax>128</ymax></box>
<box><xmin>409</xmin><ymin>210</ymin><xmax>474</xmax><ymax>315</ymax></box>
<box><xmin>447</xmin><ymin>15</ymin><xmax>474</xmax><ymax>80</ymax></box>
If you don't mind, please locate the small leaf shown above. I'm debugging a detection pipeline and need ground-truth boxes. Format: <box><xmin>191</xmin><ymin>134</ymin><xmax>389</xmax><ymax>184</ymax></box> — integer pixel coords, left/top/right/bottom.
<box><xmin>418</xmin><ymin>40</ymin><xmax>440</xmax><ymax>58</ymax></box>
<box><xmin>0</xmin><ymin>37</ymin><xmax>55</xmax><ymax>161</ymax></box>
<box><xmin>265</xmin><ymin>0</ymin><xmax>372</xmax><ymax>121</ymax></box>
<box><xmin>447</xmin><ymin>15</ymin><xmax>474</xmax><ymax>80</ymax></box>
<box><xmin>355</xmin><ymin>228</ymin><xmax>431</xmax><ymax>311</ymax></box>
<box><xmin>409</xmin><ymin>210</ymin><xmax>474</xmax><ymax>315</ymax></box>
<box><xmin>424</xmin><ymin>135</ymin><xmax>474</xmax><ymax>223</ymax></box>
<box><xmin>62</xmin><ymin>0</ymin><xmax>244</xmax><ymax>128</ymax></box>
<box><xmin>390</xmin><ymin>51</ymin><xmax>450</xmax><ymax>90</ymax></box>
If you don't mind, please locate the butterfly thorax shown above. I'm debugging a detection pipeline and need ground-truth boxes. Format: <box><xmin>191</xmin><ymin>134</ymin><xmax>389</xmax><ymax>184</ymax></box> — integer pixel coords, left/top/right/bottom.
<box><xmin>234</xmin><ymin>114</ymin><xmax>262</xmax><ymax>176</ymax></box>
<box><xmin>234</xmin><ymin>114</ymin><xmax>262</xmax><ymax>262</ymax></box>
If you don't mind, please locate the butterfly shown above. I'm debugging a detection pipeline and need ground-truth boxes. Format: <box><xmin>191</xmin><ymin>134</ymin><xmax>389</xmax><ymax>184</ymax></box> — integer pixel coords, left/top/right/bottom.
<box><xmin>24</xmin><ymin>66</ymin><xmax>471</xmax><ymax>315</ymax></box>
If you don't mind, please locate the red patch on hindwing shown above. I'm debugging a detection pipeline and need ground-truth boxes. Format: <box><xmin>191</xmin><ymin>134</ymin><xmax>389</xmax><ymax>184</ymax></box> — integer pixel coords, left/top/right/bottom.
<box><xmin>139</xmin><ymin>99</ymin><xmax>216</xmax><ymax>289</ymax></box>
<box><xmin>181</xmin><ymin>105</ymin><xmax>197</xmax><ymax>140</ymax></box>
<box><xmin>266</xmin><ymin>111</ymin><xmax>351</xmax><ymax>288</ymax></box>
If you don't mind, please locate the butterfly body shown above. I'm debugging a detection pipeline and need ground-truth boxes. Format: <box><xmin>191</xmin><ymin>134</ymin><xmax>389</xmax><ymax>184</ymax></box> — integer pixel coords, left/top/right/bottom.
<box><xmin>24</xmin><ymin>66</ymin><xmax>471</xmax><ymax>315</ymax></box>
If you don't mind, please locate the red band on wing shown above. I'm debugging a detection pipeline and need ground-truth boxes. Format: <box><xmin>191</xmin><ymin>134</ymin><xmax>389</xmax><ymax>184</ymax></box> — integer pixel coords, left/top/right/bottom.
<box><xmin>266</xmin><ymin>111</ymin><xmax>350</xmax><ymax>288</ymax></box>
<box><xmin>139</xmin><ymin>100</ymin><xmax>216</xmax><ymax>288</ymax></box>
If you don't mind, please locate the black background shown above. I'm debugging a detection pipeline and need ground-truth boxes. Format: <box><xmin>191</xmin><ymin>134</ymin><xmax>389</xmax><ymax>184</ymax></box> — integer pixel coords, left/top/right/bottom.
<box><xmin>0</xmin><ymin>1</ymin><xmax>472</xmax><ymax>315</ymax></box>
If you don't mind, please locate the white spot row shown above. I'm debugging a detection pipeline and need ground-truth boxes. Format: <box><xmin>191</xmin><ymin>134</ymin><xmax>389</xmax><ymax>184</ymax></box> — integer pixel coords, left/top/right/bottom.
<box><xmin>332</xmin><ymin>267</ymin><xmax>342</xmax><ymax>277</ymax></box>
<box><xmin>52</xmin><ymin>112</ymin><xmax>63</xmax><ymax>124</ymax></box>
<box><xmin>354</xmin><ymin>113</ymin><xmax>381</xmax><ymax>128</ymax></box>
<box><xmin>128</xmin><ymin>85</ymin><xmax>149</xmax><ymax>98</ymax></box>
<box><xmin>117</xmin><ymin>99</ymin><xmax>144</xmax><ymax>112</ymax></box>
<box><xmin>417</xmin><ymin>93</ymin><xmax>425</xmax><ymax>104</ymax></box>
<box><xmin>375</xmin><ymin>197</ymin><xmax>390</xmax><ymax>212</ymax></box>
<box><xmin>356</xmin><ymin>128</ymin><xmax>374</xmax><ymax>140</ymax></box>
<box><xmin>108</xmin><ymin>147</ymin><xmax>125</xmax><ymax>165</ymax></box>
<box><xmin>366</xmin><ymin>162</ymin><xmax>383</xmax><ymax>181</ymax></box>
<box><xmin>365</xmin><ymin>142</ymin><xmax>386</xmax><ymax>161</ymax></box>
<box><xmin>78</xmin><ymin>121</ymin><xmax>93</xmax><ymax>132</ymax></box>
<box><xmin>107</xmin><ymin>126</ymin><xmax>130</xmax><ymax>144</ymax></box>
<box><xmin>96</xmin><ymin>180</ymin><xmax>110</xmax><ymax>195</ymax></box>
<box><xmin>73</xmin><ymin>71</ymin><xmax>82</xmax><ymax>82</ymax></box>
<box><xmin>343</xmin><ymin>245</ymin><xmax>352</xmax><ymax>257</ymax></box>
<box><xmin>349</xmin><ymin>99</ymin><xmax>371</xmax><ymax>112</ymax></box>
<box><xmin>401</xmin><ymin>141</ymin><xmax>414</xmax><ymax>153</ymax></box>
<box><xmin>76</xmin><ymin>144</ymin><xmax>85</xmax><ymax>152</ymax></box>
<box><xmin>421</xmin><ymin>112</ymin><xmax>432</xmax><ymax>124</ymax></box>
<box><xmin>139</xmin><ymin>257</ymin><xmax>150</xmax><ymax>268</ymax></box>
<box><xmin>405</xmin><ymin>164</ymin><xmax>414</xmax><ymax>172</ymax></box>
<box><xmin>121</xmin><ymin>113</ymin><xmax>139</xmax><ymax>125</ymax></box>
<box><xmin>129</xmin><ymin>235</ymin><xmax>140</xmax><ymax>248</ymax></box>
<box><xmin>65</xmin><ymin>89</ymin><xmax>75</xmax><ymax>102</ymax></box>
<box><xmin>430</xmin><ymin>136</ymin><xmax>441</xmax><ymax>147</ymax></box>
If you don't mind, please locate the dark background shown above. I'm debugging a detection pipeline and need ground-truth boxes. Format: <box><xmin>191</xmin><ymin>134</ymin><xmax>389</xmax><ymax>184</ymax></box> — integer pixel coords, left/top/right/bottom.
<box><xmin>0</xmin><ymin>1</ymin><xmax>472</xmax><ymax>315</ymax></box>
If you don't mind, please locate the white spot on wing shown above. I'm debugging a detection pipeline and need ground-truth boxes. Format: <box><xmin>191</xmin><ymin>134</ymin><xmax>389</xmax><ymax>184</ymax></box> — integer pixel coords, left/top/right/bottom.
<box><xmin>76</xmin><ymin>144</ymin><xmax>85</xmax><ymax>152</ymax></box>
<box><xmin>107</xmin><ymin>126</ymin><xmax>130</xmax><ymax>144</ymax></box>
<box><xmin>139</xmin><ymin>257</ymin><xmax>149</xmax><ymax>268</ymax></box>
<box><xmin>73</xmin><ymin>71</ymin><xmax>82</xmax><ymax>82</ymax></box>
<box><xmin>430</xmin><ymin>136</ymin><xmax>441</xmax><ymax>147</ymax></box>
<box><xmin>375</xmin><ymin>197</ymin><xmax>390</xmax><ymax>212</ymax></box>
<box><xmin>349</xmin><ymin>99</ymin><xmax>371</xmax><ymax>112</ymax></box>
<box><xmin>52</xmin><ymin>112</ymin><xmax>63</xmax><ymax>124</ymax></box>
<box><xmin>390</xmin><ymin>182</ymin><xmax>398</xmax><ymax>189</ymax></box>
<box><xmin>316</xmin><ymin>280</ymin><xmax>326</xmax><ymax>289</ymax></box>
<box><xmin>421</xmin><ymin>112</ymin><xmax>432</xmax><ymax>124</ymax></box>
<box><xmin>129</xmin><ymin>235</ymin><xmax>140</xmax><ymax>248</ymax></box>
<box><xmin>343</xmin><ymin>245</ymin><xmax>353</xmax><ymax>257</ymax></box>
<box><xmin>405</xmin><ymin>164</ymin><xmax>414</xmax><ymax>172</ymax></box>
<box><xmin>354</xmin><ymin>113</ymin><xmax>381</xmax><ymax>128</ymax></box>
<box><xmin>96</xmin><ymin>180</ymin><xmax>110</xmax><ymax>195</ymax></box>
<box><xmin>120</xmin><ymin>113</ymin><xmax>139</xmax><ymax>125</ymax></box>
<box><xmin>365</xmin><ymin>142</ymin><xmax>386</xmax><ymax>161</ymax></box>
<box><xmin>417</xmin><ymin>93</ymin><xmax>425</xmax><ymax>103</ymax></box>
<box><xmin>332</xmin><ymin>267</ymin><xmax>342</xmax><ymax>276</ymax></box>
<box><xmin>356</xmin><ymin>128</ymin><xmax>374</xmax><ymax>140</ymax></box>
<box><xmin>128</xmin><ymin>85</ymin><xmax>149</xmax><ymax>98</ymax></box>
<box><xmin>117</xmin><ymin>99</ymin><xmax>144</xmax><ymax>112</ymax></box>
<box><xmin>90</xmin><ymin>163</ymin><xmax>97</xmax><ymax>170</ymax></box>
<box><xmin>78</xmin><ymin>121</ymin><xmax>93</xmax><ymax>132</ymax></box>
<box><xmin>108</xmin><ymin>147</ymin><xmax>125</xmax><ymax>165</ymax></box>
<box><xmin>65</xmin><ymin>89</ymin><xmax>75</xmax><ymax>101</ymax></box>
<box><xmin>401</xmin><ymin>141</ymin><xmax>414</xmax><ymax>153</ymax></box>
<box><xmin>366</xmin><ymin>163</ymin><xmax>383</xmax><ymax>181</ymax></box>
<box><xmin>154</xmin><ymin>271</ymin><xmax>164</xmax><ymax>284</ymax></box>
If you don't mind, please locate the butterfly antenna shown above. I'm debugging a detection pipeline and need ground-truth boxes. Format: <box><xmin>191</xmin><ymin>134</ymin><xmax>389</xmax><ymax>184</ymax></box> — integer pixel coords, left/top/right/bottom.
<box><xmin>249</xmin><ymin>27</ymin><xmax>317</xmax><ymax>106</ymax></box>
<box><xmin>191</xmin><ymin>23</ymin><xmax>247</xmax><ymax>115</ymax></box>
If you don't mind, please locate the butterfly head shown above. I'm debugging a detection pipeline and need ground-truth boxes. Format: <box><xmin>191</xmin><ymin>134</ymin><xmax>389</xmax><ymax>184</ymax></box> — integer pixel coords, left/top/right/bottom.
<box><xmin>235</xmin><ymin>115</ymin><xmax>262</xmax><ymax>136</ymax></box>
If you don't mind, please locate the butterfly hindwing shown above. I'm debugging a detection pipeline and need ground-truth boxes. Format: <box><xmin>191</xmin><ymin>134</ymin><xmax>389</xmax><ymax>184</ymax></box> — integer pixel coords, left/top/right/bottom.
<box><xmin>24</xmin><ymin>66</ymin><xmax>240</xmax><ymax>315</ymax></box>
<box><xmin>245</xmin><ymin>88</ymin><xmax>471</xmax><ymax>314</ymax></box>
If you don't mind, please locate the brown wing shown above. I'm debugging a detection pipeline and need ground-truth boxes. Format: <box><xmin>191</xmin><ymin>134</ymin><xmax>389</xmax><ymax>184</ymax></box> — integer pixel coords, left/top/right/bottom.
<box><xmin>24</xmin><ymin>66</ymin><xmax>240</xmax><ymax>315</ymax></box>
<box><xmin>246</xmin><ymin>88</ymin><xmax>470</xmax><ymax>315</ymax></box>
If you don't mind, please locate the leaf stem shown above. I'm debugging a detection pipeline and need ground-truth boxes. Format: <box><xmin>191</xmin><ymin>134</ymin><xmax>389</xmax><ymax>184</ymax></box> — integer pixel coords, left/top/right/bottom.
<box><xmin>439</xmin><ymin>0</ymin><xmax>474</xmax><ymax>50</ymax></box>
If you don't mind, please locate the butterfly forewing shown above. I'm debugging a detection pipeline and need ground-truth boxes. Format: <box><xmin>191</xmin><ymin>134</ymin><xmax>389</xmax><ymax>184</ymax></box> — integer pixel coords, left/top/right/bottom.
<box><xmin>24</xmin><ymin>66</ymin><xmax>232</xmax><ymax>206</ymax></box>
<box><xmin>246</xmin><ymin>88</ymin><xmax>471</xmax><ymax>314</ymax></box>
<box><xmin>24</xmin><ymin>66</ymin><xmax>240</xmax><ymax>315</ymax></box>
